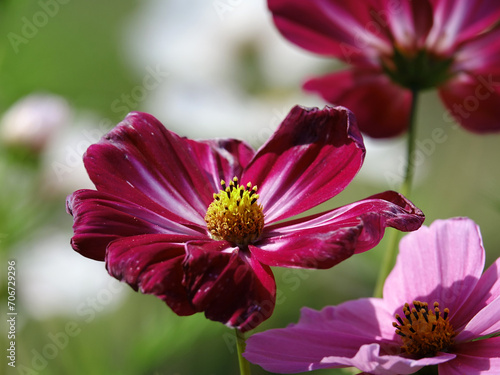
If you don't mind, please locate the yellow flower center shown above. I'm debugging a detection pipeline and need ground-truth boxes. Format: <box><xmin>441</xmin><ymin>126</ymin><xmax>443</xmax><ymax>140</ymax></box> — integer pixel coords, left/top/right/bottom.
<box><xmin>205</xmin><ymin>177</ymin><xmax>264</xmax><ymax>245</ymax></box>
<box><xmin>393</xmin><ymin>300</ymin><xmax>456</xmax><ymax>357</ymax></box>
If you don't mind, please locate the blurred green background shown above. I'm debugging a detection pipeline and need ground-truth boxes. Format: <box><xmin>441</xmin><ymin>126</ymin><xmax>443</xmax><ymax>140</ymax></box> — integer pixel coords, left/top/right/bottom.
<box><xmin>1</xmin><ymin>1</ymin><xmax>500</xmax><ymax>374</ymax></box>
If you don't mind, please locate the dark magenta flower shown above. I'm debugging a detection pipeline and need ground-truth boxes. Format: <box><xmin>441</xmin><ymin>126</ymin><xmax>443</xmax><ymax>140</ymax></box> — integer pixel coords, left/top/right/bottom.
<box><xmin>244</xmin><ymin>218</ymin><xmax>500</xmax><ymax>373</ymax></box>
<box><xmin>268</xmin><ymin>0</ymin><xmax>500</xmax><ymax>138</ymax></box>
<box><xmin>66</xmin><ymin>105</ymin><xmax>424</xmax><ymax>332</ymax></box>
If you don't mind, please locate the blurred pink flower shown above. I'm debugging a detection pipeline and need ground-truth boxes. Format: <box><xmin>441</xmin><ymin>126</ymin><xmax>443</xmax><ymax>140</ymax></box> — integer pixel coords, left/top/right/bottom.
<box><xmin>66</xmin><ymin>106</ymin><xmax>424</xmax><ymax>332</ymax></box>
<box><xmin>268</xmin><ymin>0</ymin><xmax>500</xmax><ymax>138</ymax></box>
<box><xmin>244</xmin><ymin>217</ymin><xmax>500</xmax><ymax>373</ymax></box>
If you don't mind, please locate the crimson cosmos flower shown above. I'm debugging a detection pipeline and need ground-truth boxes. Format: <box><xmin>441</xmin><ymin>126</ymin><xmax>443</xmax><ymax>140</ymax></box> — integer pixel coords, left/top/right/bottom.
<box><xmin>268</xmin><ymin>0</ymin><xmax>500</xmax><ymax>137</ymax></box>
<box><xmin>66</xmin><ymin>105</ymin><xmax>424</xmax><ymax>332</ymax></box>
<box><xmin>244</xmin><ymin>218</ymin><xmax>500</xmax><ymax>374</ymax></box>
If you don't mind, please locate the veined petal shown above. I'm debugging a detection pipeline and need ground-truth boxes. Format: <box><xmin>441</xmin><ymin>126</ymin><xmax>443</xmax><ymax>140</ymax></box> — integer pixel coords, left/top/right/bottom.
<box><xmin>383</xmin><ymin>218</ymin><xmax>485</xmax><ymax>321</ymax></box>
<box><xmin>185</xmin><ymin>138</ymin><xmax>256</xmax><ymax>193</ymax></box>
<box><xmin>439</xmin><ymin>337</ymin><xmax>500</xmax><ymax>375</ymax></box>
<box><xmin>183</xmin><ymin>241</ymin><xmax>276</xmax><ymax>332</ymax></box>
<box><xmin>67</xmin><ymin>189</ymin><xmax>206</xmax><ymax>261</ymax></box>
<box><xmin>304</xmin><ymin>69</ymin><xmax>412</xmax><ymax>138</ymax></box>
<box><xmin>268</xmin><ymin>0</ymin><xmax>390</xmax><ymax>64</ymax></box>
<box><xmin>386</xmin><ymin>0</ymin><xmax>433</xmax><ymax>49</ymax></box>
<box><xmin>439</xmin><ymin>73</ymin><xmax>500</xmax><ymax>133</ymax></box>
<box><xmin>252</xmin><ymin>191</ymin><xmax>424</xmax><ymax>268</ymax></box>
<box><xmin>242</xmin><ymin>105</ymin><xmax>365</xmax><ymax>224</ymax></box>
<box><xmin>105</xmin><ymin>234</ymin><xmax>203</xmax><ymax>316</ymax></box>
<box><xmin>454</xmin><ymin>26</ymin><xmax>500</xmax><ymax>77</ymax></box>
<box><xmin>83</xmin><ymin>112</ymin><xmax>217</xmax><ymax>227</ymax></box>
<box><xmin>244</xmin><ymin>299</ymin><xmax>398</xmax><ymax>373</ymax></box>
<box><xmin>427</xmin><ymin>0</ymin><xmax>500</xmax><ymax>51</ymax></box>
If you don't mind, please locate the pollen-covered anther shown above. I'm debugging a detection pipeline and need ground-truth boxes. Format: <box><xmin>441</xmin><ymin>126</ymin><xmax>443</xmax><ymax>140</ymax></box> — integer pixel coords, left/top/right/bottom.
<box><xmin>393</xmin><ymin>300</ymin><xmax>456</xmax><ymax>358</ymax></box>
<box><xmin>205</xmin><ymin>177</ymin><xmax>264</xmax><ymax>245</ymax></box>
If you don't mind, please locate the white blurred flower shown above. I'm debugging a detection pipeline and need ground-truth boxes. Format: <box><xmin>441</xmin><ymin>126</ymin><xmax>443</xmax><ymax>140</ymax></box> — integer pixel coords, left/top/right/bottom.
<box><xmin>0</xmin><ymin>93</ymin><xmax>71</xmax><ymax>153</ymax></box>
<box><xmin>122</xmin><ymin>0</ymin><xmax>328</xmax><ymax>144</ymax></box>
<box><xmin>18</xmin><ymin>229</ymin><xmax>126</xmax><ymax>320</ymax></box>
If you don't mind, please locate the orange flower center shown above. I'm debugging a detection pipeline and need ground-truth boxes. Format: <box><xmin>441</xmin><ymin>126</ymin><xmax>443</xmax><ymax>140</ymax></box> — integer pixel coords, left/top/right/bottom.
<box><xmin>393</xmin><ymin>300</ymin><xmax>456</xmax><ymax>357</ymax></box>
<box><xmin>205</xmin><ymin>177</ymin><xmax>264</xmax><ymax>246</ymax></box>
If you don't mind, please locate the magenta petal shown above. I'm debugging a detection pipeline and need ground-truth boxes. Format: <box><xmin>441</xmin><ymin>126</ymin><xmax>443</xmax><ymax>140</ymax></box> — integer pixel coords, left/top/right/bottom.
<box><xmin>185</xmin><ymin>138</ymin><xmax>256</xmax><ymax>193</ymax></box>
<box><xmin>84</xmin><ymin>112</ymin><xmax>218</xmax><ymax>226</ymax></box>
<box><xmin>183</xmin><ymin>241</ymin><xmax>276</xmax><ymax>332</ymax></box>
<box><xmin>105</xmin><ymin>234</ymin><xmax>202</xmax><ymax>316</ymax></box>
<box><xmin>304</xmin><ymin>69</ymin><xmax>412</xmax><ymax>138</ymax></box>
<box><xmin>268</xmin><ymin>0</ymin><xmax>390</xmax><ymax>63</ymax></box>
<box><xmin>439</xmin><ymin>73</ymin><xmax>500</xmax><ymax>133</ymax></box>
<box><xmin>428</xmin><ymin>0</ymin><xmax>500</xmax><ymax>50</ymax></box>
<box><xmin>383</xmin><ymin>218</ymin><xmax>485</xmax><ymax>320</ymax></box>
<box><xmin>67</xmin><ymin>189</ymin><xmax>205</xmax><ymax>261</ymax></box>
<box><xmin>439</xmin><ymin>337</ymin><xmax>500</xmax><ymax>375</ymax></box>
<box><xmin>242</xmin><ymin>105</ymin><xmax>365</xmax><ymax>224</ymax></box>
<box><xmin>455</xmin><ymin>26</ymin><xmax>500</xmax><ymax>77</ymax></box>
<box><xmin>252</xmin><ymin>191</ymin><xmax>423</xmax><ymax>268</ymax></box>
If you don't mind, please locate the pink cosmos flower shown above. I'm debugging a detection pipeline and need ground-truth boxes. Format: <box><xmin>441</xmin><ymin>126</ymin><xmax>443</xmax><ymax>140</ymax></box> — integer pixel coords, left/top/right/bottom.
<box><xmin>66</xmin><ymin>105</ymin><xmax>424</xmax><ymax>332</ymax></box>
<box><xmin>268</xmin><ymin>0</ymin><xmax>500</xmax><ymax>138</ymax></box>
<box><xmin>244</xmin><ymin>217</ymin><xmax>500</xmax><ymax>373</ymax></box>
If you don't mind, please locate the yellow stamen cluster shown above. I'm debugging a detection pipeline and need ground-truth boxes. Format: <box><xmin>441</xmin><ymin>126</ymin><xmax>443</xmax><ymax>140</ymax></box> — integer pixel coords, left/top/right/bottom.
<box><xmin>393</xmin><ymin>300</ymin><xmax>456</xmax><ymax>357</ymax></box>
<box><xmin>205</xmin><ymin>177</ymin><xmax>264</xmax><ymax>245</ymax></box>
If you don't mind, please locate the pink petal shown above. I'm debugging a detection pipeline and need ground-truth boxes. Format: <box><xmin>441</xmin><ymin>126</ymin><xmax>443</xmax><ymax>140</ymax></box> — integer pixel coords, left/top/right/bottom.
<box><xmin>439</xmin><ymin>337</ymin><xmax>500</xmax><ymax>375</ymax></box>
<box><xmin>244</xmin><ymin>299</ymin><xmax>398</xmax><ymax>373</ymax></box>
<box><xmin>105</xmin><ymin>234</ymin><xmax>202</xmax><ymax>316</ymax></box>
<box><xmin>67</xmin><ymin>189</ymin><xmax>206</xmax><ymax>261</ymax></box>
<box><xmin>427</xmin><ymin>0</ymin><xmax>500</xmax><ymax>52</ymax></box>
<box><xmin>185</xmin><ymin>138</ymin><xmax>256</xmax><ymax>193</ymax></box>
<box><xmin>439</xmin><ymin>73</ymin><xmax>500</xmax><ymax>133</ymax></box>
<box><xmin>183</xmin><ymin>241</ymin><xmax>275</xmax><ymax>332</ymax></box>
<box><xmin>252</xmin><ymin>191</ymin><xmax>424</xmax><ymax>268</ymax></box>
<box><xmin>304</xmin><ymin>69</ymin><xmax>412</xmax><ymax>138</ymax></box>
<box><xmin>242</xmin><ymin>105</ymin><xmax>365</xmax><ymax>224</ymax></box>
<box><xmin>455</xmin><ymin>296</ymin><xmax>500</xmax><ymax>342</ymax></box>
<box><xmin>322</xmin><ymin>343</ymin><xmax>454</xmax><ymax>374</ymax></box>
<box><xmin>268</xmin><ymin>0</ymin><xmax>390</xmax><ymax>64</ymax></box>
<box><xmin>84</xmin><ymin>112</ymin><xmax>219</xmax><ymax>227</ymax></box>
<box><xmin>383</xmin><ymin>218</ymin><xmax>485</xmax><ymax>321</ymax></box>
<box><xmin>453</xmin><ymin>257</ymin><xmax>500</xmax><ymax>331</ymax></box>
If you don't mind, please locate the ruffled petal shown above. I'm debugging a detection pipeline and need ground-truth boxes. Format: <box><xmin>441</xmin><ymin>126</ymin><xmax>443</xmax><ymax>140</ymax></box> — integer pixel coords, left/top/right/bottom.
<box><xmin>439</xmin><ymin>73</ymin><xmax>500</xmax><ymax>133</ymax></box>
<box><xmin>183</xmin><ymin>241</ymin><xmax>276</xmax><ymax>332</ymax></box>
<box><xmin>268</xmin><ymin>0</ymin><xmax>390</xmax><ymax>64</ymax></box>
<box><xmin>67</xmin><ymin>189</ymin><xmax>206</xmax><ymax>261</ymax></box>
<box><xmin>185</xmin><ymin>138</ymin><xmax>256</xmax><ymax>192</ymax></box>
<box><xmin>439</xmin><ymin>337</ymin><xmax>500</xmax><ymax>375</ymax></box>
<box><xmin>242</xmin><ymin>105</ymin><xmax>365</xmax><ymax>224</ymax></box>
<box><xmin>105</xmin><ymin>234</ymin><xmax>203</xmax><ymax>316</ymax></box>
<box><xmin>383</xmin><ymin>218</ymin><xmax>485</xmax><ymax>321</ymax></box>
<box><xmin>83</xmin><ymin>112</ymin><xmax>218</xmax><ymax>227</ymax></box>
<box><xmin>252</xmin><ymin>191</ymin><xmax>424</xmax><ymax>268</ymax></box>
<box><xmin>304</xmin><ymin>69</ymin><xmax>412</xmax><ymax>138</ymax></box>
<box><xmin>244</xmin><ymin>299</ymin><xmax>398</xmax><ymax>373</ymax></box>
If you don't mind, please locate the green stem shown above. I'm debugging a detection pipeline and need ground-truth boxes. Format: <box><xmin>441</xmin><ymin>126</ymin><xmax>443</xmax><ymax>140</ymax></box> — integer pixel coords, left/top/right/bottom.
<box><xmin>373</xmin><ymin>89</ymin><xmax>419</xmax><ymax>298</ymax></box>
<box><xmin>235</xmin><ymin>329</ymin><xmax>252</xmax><ymax>375</ymax></box>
